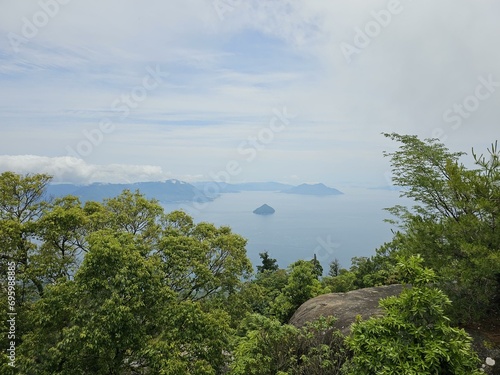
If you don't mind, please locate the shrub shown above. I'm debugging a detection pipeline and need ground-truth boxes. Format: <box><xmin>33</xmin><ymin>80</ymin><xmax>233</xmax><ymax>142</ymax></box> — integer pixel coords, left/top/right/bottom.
<box><xmin>345</xmin><ymin>255</ymin><xmax>482</xmax><ymax>375</ymax></box>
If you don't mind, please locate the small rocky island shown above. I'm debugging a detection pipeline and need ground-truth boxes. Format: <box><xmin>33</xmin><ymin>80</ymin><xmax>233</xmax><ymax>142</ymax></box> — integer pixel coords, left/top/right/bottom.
<box><xmin>253</xmin><ymin>204</ymin><xmax>275</xmax><ymax>215</ymax></box>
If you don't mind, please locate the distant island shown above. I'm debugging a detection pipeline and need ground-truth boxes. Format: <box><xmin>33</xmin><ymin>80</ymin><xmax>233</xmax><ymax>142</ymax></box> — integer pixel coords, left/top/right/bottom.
<box><xmin>192</xmin><ymin>181</ymin><xmax>293</xmax><ymax>193</ymax></box>
<box><xmin>45</xmin><ymin>179</ymin><xmax>212</xmax><ymax>203</ymax></box>
<box><xmin>45</xmin><ymin>180</ymin><xmax>343</xmax><ymax>203</ymax></box>
<box><xmin>281</xmin><ymin>183</ymin><xmax>343</xmax><ymax>196</ymax></box>
<box><xmin>253</xmin><ymin>204</ymin><xmax>275</xmax><ymax>215</ymax></box>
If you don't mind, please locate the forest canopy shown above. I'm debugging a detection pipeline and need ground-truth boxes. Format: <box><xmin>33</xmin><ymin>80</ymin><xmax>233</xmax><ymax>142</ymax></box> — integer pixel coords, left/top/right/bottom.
<box><xmin>1</xmin><ymin>134</ymin><xmax>498</xmax><ymax>374</ymax></box>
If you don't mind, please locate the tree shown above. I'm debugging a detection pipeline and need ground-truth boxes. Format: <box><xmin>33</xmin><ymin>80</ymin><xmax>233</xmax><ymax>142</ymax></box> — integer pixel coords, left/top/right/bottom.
<box><xmin>256</xmin><ymin>251</ymin><xmax>279</xmax><ymax>273</ymax></box>
<box><xmin>157</xmin><ymin>210</ymin><xmax>252</xmax><ymax>301</ymax></box>
<box><xmin>18</xmin><ymin>231</ymin><xmax>171</xmax><ymax>374</ymax></box>
<box><xmin>248</xmin><ymin>268</ymin><xmax>289</xmax><ymax>318</ymax></box>
<box><xmin>0</xmin><ymin>172</ymin><xmax>54</xmax><ymax>371</ymax></box>
<box><xmin>102</xmin><ymin>189</ymin><xmax>164</xmax><ymax>246</ymax></box>
<box><xmin>18</xmin><ymin>231</ymin><xmax>232</xmax><ymax>374</ymax></box>
<box><xmin>230</xmin><ymin>314</ymin><xmax>347</xmax><ymax>375</ymax></box>
<box><xmin>35</xmin><ymin>195</ymin><xmax>88</xmax><ymax>281</ymax></box>
<box><xmin>328</xmin><ymin>258</ymin><xmax>341</xmax><ymax>277</ymax></box>
<box><xmin>0</xmin><ymin>172</ymin><xmax>254</xmax><ymax>373</ymax></box>
<box><xmin>271</xmin><ymin>260</ymin><xmax>324</xmax><ymax>323</ymax></box>
<box><xmin>217</xmin><ymin>266</ymin><xmax>290</xmax><ymax>326</ymax></box>
<box><xmin>321</xmin><ymin>269</ymin><xmax>357</xmax><ymax>293</ymax></box>
<box><xmin>0</xmin><ymin>172</ymin><xmax>52</xmax><ymax>299</ymax></box>
<box><xmin>310</xmin><ymin>254</ymin><xmax>323</xmax><ymax>278</ymax></box>
<box><xmin>322</xmin><ymin>254</ymin><xmax>400</xmax><ymax>293</ymax></box>
<box><xmin>382</xmin><ymin>133</ymin><xmax>500</xmax><ymax>322</ymax></box>
<box><xmin>346</xmin><ymin>255</ymin><xmax>482</xmax><ymax>375</ymax></box>
<box><xmin>230</xmin><ymin>314</ymin><xmax>299</xmax><ymax>375</ymax></box>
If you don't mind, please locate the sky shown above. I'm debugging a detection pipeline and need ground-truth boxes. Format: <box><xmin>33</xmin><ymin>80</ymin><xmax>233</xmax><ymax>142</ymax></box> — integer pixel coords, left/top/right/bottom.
<box><xmin>1</xmin><ymin>0</ymin><xmax>499</xmax><ymax>187</ymax></box>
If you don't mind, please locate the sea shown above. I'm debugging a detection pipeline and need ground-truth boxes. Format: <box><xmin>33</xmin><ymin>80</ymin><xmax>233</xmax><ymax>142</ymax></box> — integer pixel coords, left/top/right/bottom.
<box><xmin>162</xmin><ymin>188</ymin><xmax>410</xmax><ymax>272</ymax></box>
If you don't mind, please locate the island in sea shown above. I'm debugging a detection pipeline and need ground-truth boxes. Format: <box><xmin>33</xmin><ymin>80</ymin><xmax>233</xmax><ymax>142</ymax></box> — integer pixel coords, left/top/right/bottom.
<box><xmin>281</xmin><ymin>183</ymin><xmax>343</xmax><ymax>196</ymax></box>
<box><xmin>44</xmin><ymin>180</ymin><xmax>344</xmax><ymax>203</ymax></box>
<box><xmin>253</xmin><ymin>204</ymin><xmax>275</xmax><ymax>215</ymax></box>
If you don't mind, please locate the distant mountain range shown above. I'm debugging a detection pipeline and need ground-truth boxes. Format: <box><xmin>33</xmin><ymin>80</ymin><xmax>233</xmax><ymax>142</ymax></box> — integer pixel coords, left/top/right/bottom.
<box><xmin>281</xmin><ymin>183</ymin><xmax>343</xmax><ymax>196</ymax></box>
<box><xmin>191</xmin><ymin>181</ymin><xmax>294</xmax><ymax>193</ymax></box>
<box><xmin>45</xmin><ymin>180</ymin><xmax>211</xmax><ymax>203</ymax></box>
<box><xmin>45</xmin><ymin>180</ymin><xmax>343</xmax><ymax>203</ymax></box>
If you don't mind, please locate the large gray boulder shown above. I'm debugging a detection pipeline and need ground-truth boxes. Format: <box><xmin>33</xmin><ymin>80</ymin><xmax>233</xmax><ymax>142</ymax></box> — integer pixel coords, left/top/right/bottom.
<box><xmin>289</xmin><ymin>284</ymin><xmax>405</xmax><ymax>335</ymax></box>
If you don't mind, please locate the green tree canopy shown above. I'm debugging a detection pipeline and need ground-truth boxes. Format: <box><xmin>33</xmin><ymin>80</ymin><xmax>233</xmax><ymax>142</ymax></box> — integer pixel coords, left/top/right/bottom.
<box><xmin>346</xmin><ymin>255</ymin><xmax>482</xmax><ymax>375</ymax></box>
<box><xmin>270</xmin><ymin>260</ymin><xmax>324</xmax><ymax>323</ymax></box>
<box><xmin>230</xmin><ymin>314</ymin><xmax>347</xmax><ymax>375</ymax></box>
<box><xmin>0</xmin><ymin>172</ymin><xmax>252</xmax><ymax>373</ymax></box>
<box><xmin>256</xmin><ymin>251</ymin><xmax>279</xmax><ymax>273</ymax></box>
<box><xmin>382</xmin><ymin>133</ymin><xmax>500</xmax><ymax>322</ymax></box>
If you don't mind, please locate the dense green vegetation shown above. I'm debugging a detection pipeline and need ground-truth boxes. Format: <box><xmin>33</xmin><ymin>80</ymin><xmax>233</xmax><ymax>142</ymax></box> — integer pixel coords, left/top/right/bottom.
<box><xmin>1</xmin><ymin>134</ymin><xmax>498</xmax><ymax>374</ymax></box>
<box><xmin>345</xmin><ymin>255</ymin><xmax>482</xmax><ymax>375</ymax></box>
<box><xmin>327</xmin><ymin>134</ymin><xmax>500</xmax><ymax>324</ymax></box>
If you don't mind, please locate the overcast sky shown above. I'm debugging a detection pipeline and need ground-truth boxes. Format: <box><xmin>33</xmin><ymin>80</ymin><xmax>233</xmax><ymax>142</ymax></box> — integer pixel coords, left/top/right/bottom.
<box><xmin>1</xmin><ymin>0</ymin><xmax>499</xmax><ymax>186</ymax></box>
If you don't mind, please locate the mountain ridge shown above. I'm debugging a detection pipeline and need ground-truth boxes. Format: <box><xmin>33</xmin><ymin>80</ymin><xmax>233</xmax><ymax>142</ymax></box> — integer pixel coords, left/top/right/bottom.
<box><xmin>45</xmin><ymin>180</ymin><xmax>343</xmax><ymax>202</ymax></box>
<box><xmin>45</xmin><ymin>180</ymin><xmax>211</xmax><ymax>203</ymax></box>
<box><xmin>281</xmin><ymin>183</ymin><xmax>343</xmax><ymax>196</ymax></box>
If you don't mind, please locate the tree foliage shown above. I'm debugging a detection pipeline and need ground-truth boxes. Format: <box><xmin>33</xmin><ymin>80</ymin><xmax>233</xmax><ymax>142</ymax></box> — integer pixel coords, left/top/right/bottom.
<box><xmin>257</xmin><ymin>251</ymin><xmax>279</xmax><ymax>273</ymax></box>
<box><xmin>322</xmin><ymin>254</ymin><xmax>400</xmax><ymax>293</ymax></box>
<box><xmin>346</xmin><ymin>255</ymin><xmax>482</xmax><ymax>375</ymax></box>
<box><xmin>271</xmin><ymin>260</ymin><xmax>324</xmax><ymax>323</ymax></box>
<box><xmin>382</xmin><ymin>133</ymin><xmax>500</xmax><ymax>322</ymax></box>
<box><xmin>0</xmin><ymin>172</ymin><xmax>52</xmax><ymax>300</ymax></box>
<box><xmin>230</xmin><ymin>314</ymin><xmax>348</xmax><ymax>375</ymax></box>
<box><xmin>327</xmin><ymin>258</ymin><xmax>341</xmax><ymax>277</ymax></box>
<box><xmin>1</xmin><ymin>165</ymin><xmax>490</xmax><ymax>373</ymax></box>
<box><xmin>0</xmin><ymin>172</ymin><xmax>251</xmax><ymax>373</ymax></box>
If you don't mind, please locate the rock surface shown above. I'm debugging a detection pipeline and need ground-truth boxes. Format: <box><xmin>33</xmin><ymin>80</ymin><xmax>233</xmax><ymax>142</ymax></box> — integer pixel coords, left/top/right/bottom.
<box><xmin>289</xmin><ymin>284</ymin><xmax>405</xmax><ymax>335</ymax></box>
<box><xmin>253</xmin><ymin>204</ymin><xmax>275</xmax><ymax>215</ymax></box>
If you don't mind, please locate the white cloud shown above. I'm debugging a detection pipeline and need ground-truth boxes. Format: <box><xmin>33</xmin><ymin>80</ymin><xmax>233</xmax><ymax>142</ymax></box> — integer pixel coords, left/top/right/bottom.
<box><xmin>0</xmin><ymin>155</ymin><xmax>171</xmax><ymax>185</ymax></box>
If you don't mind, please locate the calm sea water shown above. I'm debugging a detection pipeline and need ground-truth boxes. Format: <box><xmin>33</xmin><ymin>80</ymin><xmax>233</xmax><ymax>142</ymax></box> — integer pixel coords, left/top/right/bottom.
<box><xmin>163</xmin><ymin>188</ymin><xmax>408</xmax><ymax>272</ymax></box>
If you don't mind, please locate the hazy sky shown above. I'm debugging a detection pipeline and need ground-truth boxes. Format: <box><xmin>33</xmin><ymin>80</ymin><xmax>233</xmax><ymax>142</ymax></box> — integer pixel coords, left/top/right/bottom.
<box><xmin>1</xmin><ymin>0</ymin><xmax>499</xmax><ymax>186</ymax></box>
